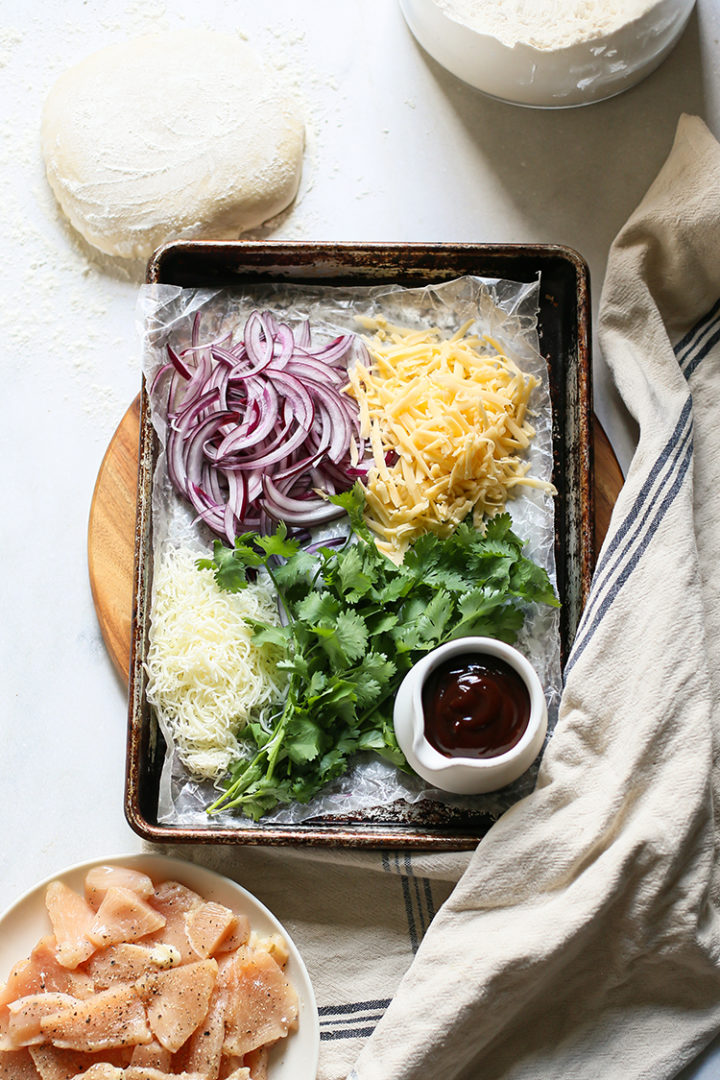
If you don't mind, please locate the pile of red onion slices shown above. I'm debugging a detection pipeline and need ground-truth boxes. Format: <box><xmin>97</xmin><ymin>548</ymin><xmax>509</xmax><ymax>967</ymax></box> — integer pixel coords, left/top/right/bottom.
<box><xmin>152</xmin><ymin>310</ymin><xmax>367</xmax><ymax>544</ymax></box>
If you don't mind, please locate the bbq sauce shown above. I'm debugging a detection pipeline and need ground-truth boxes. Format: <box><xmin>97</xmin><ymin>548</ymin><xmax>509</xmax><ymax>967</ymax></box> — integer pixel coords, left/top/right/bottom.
<box><xmin>421</xmin><ymin>652</ymin><xmax>530</xmax><ymax>759</ymax></box>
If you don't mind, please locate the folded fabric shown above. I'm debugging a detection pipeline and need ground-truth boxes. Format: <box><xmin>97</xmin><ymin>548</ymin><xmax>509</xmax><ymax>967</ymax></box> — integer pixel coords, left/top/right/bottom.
<box><xmin>346</xmin><ymin>113</ymin><xmax>720</xmax><ymax>1080</ymax></box>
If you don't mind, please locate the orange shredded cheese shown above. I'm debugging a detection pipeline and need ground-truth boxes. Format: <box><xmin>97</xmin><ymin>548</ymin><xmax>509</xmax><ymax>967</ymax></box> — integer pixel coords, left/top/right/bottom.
<box><xmin>346</xmin><ymin>316</ymin><xmax>555</xmax><ymax>559</ymax></box>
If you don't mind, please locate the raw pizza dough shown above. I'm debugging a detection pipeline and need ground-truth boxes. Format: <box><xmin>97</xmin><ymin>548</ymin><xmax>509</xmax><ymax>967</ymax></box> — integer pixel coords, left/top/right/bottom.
<box><xmin>41</xmin><ymin>30</ymin><xmax>305</xmax><ymax>260</ymax></box>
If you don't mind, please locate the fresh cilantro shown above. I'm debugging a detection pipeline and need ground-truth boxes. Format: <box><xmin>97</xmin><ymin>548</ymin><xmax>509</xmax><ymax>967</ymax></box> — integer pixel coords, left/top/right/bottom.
<box><xmin>196</xmin><ymin>535</ymin><xmax>263</xmax><ymax>592</ymax></box>
<box><xmin>204</xmin><ymin>484</ymin><xmax>559</xmax><ymax>820</ymax></box>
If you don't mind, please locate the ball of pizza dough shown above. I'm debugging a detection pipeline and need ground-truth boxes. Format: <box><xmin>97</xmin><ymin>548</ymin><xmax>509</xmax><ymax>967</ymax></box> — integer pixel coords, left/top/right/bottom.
<box><xmin>41</xmin><ymin>30</ymin><xmax>305</xmax><ymax>260</ymax></box>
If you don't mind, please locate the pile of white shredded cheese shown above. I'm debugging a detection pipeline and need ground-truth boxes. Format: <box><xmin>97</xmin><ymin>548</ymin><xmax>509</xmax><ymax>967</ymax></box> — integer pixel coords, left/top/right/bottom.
<box><xmin>145</xmin><ymin>546</ymin><xmax>287</xmax><ymax>781</ymax></box>
<box><xmin>347</xmin><ymin>316</ymin><xmax>555</xmax><ymax>559</ymax></box>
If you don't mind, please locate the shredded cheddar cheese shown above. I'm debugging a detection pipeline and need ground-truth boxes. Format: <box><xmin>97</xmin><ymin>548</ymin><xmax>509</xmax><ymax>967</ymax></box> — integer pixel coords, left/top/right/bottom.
<box><xmin>145</xmin><ymin>546</ymin><xmax>287</xmax><ymax>780</ymax></box>
<box><xmin>346</xmin><ymin>316</ymin><xmax>555</xmax><ymax>559</ymax></box>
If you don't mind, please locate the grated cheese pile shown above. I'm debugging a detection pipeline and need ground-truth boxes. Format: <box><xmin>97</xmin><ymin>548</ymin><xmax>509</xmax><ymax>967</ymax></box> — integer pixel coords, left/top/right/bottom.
<box><xmin>347</xmin><ymin>316</ymin><xmax>555</xmax><ymax>559</ymax></box>
<box><xmin>145</xmin><ymin>546</ymin><xmax>287</xmax><ymax>781</ymax></box>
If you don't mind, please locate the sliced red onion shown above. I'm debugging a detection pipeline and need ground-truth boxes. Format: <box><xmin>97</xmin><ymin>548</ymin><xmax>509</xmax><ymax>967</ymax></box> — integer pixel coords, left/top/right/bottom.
<box><xmin>156</xmin><ymin>309</ymin><xmax>364</xmax><ymax>542</ymax></box>
<box><xmin>273</xmin><ymin>324</ymin><xmax>295</xmax><ymax>367</ymax></box>
<box><xmin>166</xmin><ymin>344</ymin><xmax>192</xmax><ymax>381</ymax></box>
<box><xmin>304</xmin><ymin>535</ymin><xmax>347</xmax><ymax>555</ymax></box>
<box><xmin>295</xmin><ymin>318</ymin><xmax>311</xmax><ymax>349</ymax></box>
<box><xmin>261</xmin><ymin>475</ymin><xmax>345</xmax><ymax>526</ymax></box>
<box><xmin>191</xmin><ymin>311</ymin><xmax>202</xmax><ymax>348</ymax></box>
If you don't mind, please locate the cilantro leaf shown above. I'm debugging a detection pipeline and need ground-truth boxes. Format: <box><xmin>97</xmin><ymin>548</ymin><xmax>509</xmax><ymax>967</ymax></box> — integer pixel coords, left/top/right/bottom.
<box><xmin>296</xmin><ymin>591</ymin><xmax>339</xmax><ymax>625</ymax></box>
<box><xmin>336</xmin><ymin>543</ymin><xmax>374</xmax><ymax>602</ymax></box>
<box><xmin>329</xmin><ymin>482</ymin><xmax>371</xmax><ymax>538</ymax></box>
<box><xmin>254</xmin><ymin>526</ymin><xmax>301</xmax><ymax>560</ymax></box>
<box><xmin>196</xmin><ymin>535</ymin><xmax>263</xmax><ymax>591</ymax></box>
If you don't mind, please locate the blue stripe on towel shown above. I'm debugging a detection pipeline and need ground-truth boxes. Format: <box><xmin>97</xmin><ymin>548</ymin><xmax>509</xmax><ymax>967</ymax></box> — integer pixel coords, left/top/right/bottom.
<box><xmin>395</xmin><ymin>851</ymin><xmax>419</xmax><ymax>952</ymax></box>
<box><xmin>565</xmin><ymin>298</ymin><xmax>720</xmax><ymax>673</ymax></box>
<box><xmin>319</xmin><ymin>999</ymin><xmax>392</xmax><ymax>1016</ymax></box>
<box><xmin>322</xmin><ymin>1025</ymin><xmax>379</xmax><ymax>1040</ymax></box>
<box><xmin>675</xmin><ymin>296</ymin><xmax>720</xmax><ymax>368</ymax></box>
<box><xmin>684</xmin><ymin>322</ymin><xmax>720</xmax><ymax>379</ymax></box>
<box><xmin>566</xmin><ymin>432</ymin><xmax>693</xmax><ymax>672</ymax></box>
<box><xmin>405</xmin><ymin>852</ymin><xmax>427</xmax><ymax>939</ymax></box>
<box><xmin>319</xmin><ymin>998</ymin><xmax>391</xmax><ymax>1041</ymax></box>
<box><xmin>566</xmin><ymin>403</ymin><xmax>693</xmax><ymax>666</ymax></box>
<box><xmin>383</xmin><ymin>851</ymin><xmax>436</xmax><ymax>954</ymax></box>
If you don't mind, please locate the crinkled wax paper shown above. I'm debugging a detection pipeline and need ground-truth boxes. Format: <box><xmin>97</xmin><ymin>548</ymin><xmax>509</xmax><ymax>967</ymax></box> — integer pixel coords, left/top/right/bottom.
<box><xmin>137</xmin><ymin>275</ymin><xmax>561</xmax><ymax>828</ymax></box>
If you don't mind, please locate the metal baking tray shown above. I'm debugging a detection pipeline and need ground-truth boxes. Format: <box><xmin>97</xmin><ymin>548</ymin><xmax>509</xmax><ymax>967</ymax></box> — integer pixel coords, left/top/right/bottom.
<box><xmin>126</xmin><ymin>241</ymin><xmax>594</xmax><ymax>849</ymax></box>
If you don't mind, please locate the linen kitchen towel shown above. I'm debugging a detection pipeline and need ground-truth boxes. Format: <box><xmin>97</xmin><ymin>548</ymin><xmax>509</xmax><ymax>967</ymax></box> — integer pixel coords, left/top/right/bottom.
<box><xmin>345</xmin><ymin>113</ymin><xmax>720</xmax><ymax>1080</ymax></box>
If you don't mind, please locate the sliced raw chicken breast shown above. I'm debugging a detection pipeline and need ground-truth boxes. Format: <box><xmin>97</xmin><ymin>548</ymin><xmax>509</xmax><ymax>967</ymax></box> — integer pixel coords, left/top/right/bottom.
<box><xmin>128</xmin><ymin>1037</ymin><xmax>172</xmax><ymax>1071</ymax></box>
<box><xmin>185</xmin><ymin>903</ymin><xmax>237</xmax><ymax>960</ymax></box>
<box><xmin>213</xmin><ymin>915</ymin><xmax>251</xmax><ymax>957</ymax></box>
<box><xmin>2</xmin><ymin>867</ymin><xmax>301</xmax><ymax>1077</ymax></box>
<box><xmin>221</xmin><ymin>946</ymin><xmax>298</xmax><ymax>1058</ymax></box>
<box><xmin>0</xmin><ymin>938</ymin><xmax>93</xmax><ymax>1007</ymax></box>
<box><xmin>40</xmin><ymin>984</ymin><xmax>151</xmax><ymax>1052</ymax></box>
<box><xmin>88</xmin><ymin>889</ymin><xmax>166</xmax><ymax>950</ymax></box>
<box><xmin>146</xmin><ymin>883</ymin><xmax>203</xmax><ymax>962</ymax></box>
<box><xmin>217</xmin><ymin>1056</ymin><xmax>245</xmax><ymax>1080</ymax></box>
<box><xmin>242</xmin><ymin>1045</ymin><xmax>269</xmax><ymax>1080</ymax></box>
<box><xmin>0</xmin><ymin>1046</ymin><xmax>41</xmax><ymax>1078</ymax></box>
<box><xmin>7</xmin><ymin>993</ymin><xmax>76</xmax><ymax>1047</ymax></box>
<box><xmin>83</xmin><ymin>944</ymin><xmax>179</xmax><ymax>989</ymax></box>
<box><xmin>29</xmin><ymin>1044</ymin><xmax>133</xmax><ymax>1079</ymax></box>
<box><xmin>68</xmin><ymin>1066</ymin><xmax>123</xmax><ymax>1079</ymax></box>
<box><xmin>177</xmin><ymin>985</ymin><xmax>225</xmax><ymax>1079</ymax></box>
<box><xmin>124</xmin><ymin>1069</ymin><xmax>207</xmax><ymax>1079</ymax></box>
<box><xmin>0</xmin><ymin>955</ymin><xmax>36</xmax><ymax>1008</ymax></box>
<box><xmin>134</xmin><ymin>958</ymin><xmax>217</xmax><ymax>1053</ymax></box>
<box><xmin>84</xmin><ymin>868</ymin><xmax>154</xmax><ymax>912</ymax></box>
<box><xmin>44</xmin><ymin>885</ymin><xmax>96</xmax><ymax>970</ymax></box>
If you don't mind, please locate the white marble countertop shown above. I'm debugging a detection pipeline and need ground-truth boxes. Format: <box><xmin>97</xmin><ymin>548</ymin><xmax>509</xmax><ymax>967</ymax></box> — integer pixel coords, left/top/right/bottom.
<box><xmin>2</xmin><ymin>0</ymin><xmax>720</xmax><ymax>1072</ymax></box>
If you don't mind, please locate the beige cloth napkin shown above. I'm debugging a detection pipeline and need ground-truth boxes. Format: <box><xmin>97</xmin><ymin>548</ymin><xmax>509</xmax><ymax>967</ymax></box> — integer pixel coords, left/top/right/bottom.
<box><xmin>160</xmin><ymin>113</ymin><xmax>720</xmax><ymax>1080</ymax></box>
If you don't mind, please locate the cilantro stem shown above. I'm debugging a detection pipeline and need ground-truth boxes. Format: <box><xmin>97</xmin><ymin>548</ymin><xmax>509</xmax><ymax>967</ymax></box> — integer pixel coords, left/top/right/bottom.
<box><xmin>265</xmin><ymin>695</ymin><xmax>293</xmax><ymax>783</ymax></box>
<box><xmin>207</xmin><ymin>759</ymin><xmax>265</xmax><ymax>813</ymax></box>
<box><xmin>207</xmin><ymin>677</ymin><xmax>298</xmax><ymax>814</ymax></box>
<box><xmin>263</xmin><ymin>562</ymin><xmax>293</xmax><ymax>625</ymax></box>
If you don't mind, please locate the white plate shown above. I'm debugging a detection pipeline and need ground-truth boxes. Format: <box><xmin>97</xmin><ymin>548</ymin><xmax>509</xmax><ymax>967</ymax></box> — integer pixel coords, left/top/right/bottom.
<box><xmin>0</xmin><ymin>852</ymin><xmax>320</xmax><ymax>1079</ymax></box>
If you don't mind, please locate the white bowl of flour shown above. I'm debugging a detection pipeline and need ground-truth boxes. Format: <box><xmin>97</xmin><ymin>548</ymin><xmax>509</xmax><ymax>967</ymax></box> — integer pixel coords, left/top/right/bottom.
<box><xmin>399</xmin><ymin>0</ymin><xmax>695</xmax><ymax>107</ymax></box>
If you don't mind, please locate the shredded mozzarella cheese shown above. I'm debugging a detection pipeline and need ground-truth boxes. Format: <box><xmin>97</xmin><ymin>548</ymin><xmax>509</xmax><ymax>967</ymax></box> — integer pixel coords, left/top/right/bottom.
<box><xmin>347</xmin><ymin>316</ymin><xmax>555</xmax><ymax>559</ymax></box>
<box><xmin>145</xmin><ymin>546</ymin><xmax>287</xmax><ymax>780</ymax></box>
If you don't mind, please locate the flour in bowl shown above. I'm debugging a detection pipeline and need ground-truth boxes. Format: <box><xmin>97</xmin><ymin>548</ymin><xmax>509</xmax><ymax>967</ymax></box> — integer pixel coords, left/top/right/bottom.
<box><xmin>434</xmin><ymin>0</ymin><xmax>668</xmax><ymax>50</ymax></box>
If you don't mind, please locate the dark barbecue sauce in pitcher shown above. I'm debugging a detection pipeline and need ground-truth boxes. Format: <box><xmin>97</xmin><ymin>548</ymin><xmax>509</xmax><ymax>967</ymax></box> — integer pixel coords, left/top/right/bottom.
<box><xmin>422</xmin><ymin>652</ymin><xmax>530</xmax><ymax>759</ymax></box>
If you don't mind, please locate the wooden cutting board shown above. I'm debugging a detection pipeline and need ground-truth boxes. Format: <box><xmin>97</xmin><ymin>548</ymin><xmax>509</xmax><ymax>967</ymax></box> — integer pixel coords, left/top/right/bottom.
<box><xmin>88</xmin><ymin>396</ymin><xmax>625</xmax><ymax>683</ymax></box>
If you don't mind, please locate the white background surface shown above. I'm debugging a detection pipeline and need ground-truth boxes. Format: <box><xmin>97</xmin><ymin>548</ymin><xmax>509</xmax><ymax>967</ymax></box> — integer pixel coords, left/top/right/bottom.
<box><xmin>1</xmin><ymin>0</ymin><xmax>720</xmax><ymax>1071</ymax></box>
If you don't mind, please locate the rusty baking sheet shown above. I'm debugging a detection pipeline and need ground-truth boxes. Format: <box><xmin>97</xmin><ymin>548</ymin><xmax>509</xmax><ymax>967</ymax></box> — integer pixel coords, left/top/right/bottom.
<box><xmin>126</xmin><ymin>240</ymin><xmax>594</xmax><ymax>849</ymax></box>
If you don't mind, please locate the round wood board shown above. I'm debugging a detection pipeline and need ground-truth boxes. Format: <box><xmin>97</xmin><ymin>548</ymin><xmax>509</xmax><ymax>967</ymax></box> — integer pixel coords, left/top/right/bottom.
<box><xmin>88</xmin><ymin>396</ymin><xmax>625</xmax><ymax>683</ymax></box>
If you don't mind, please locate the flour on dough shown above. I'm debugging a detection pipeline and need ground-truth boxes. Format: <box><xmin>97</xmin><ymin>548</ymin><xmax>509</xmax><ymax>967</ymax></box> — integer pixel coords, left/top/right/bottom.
<box><xmin>41</xmin><ymin>30</ymin><xmax>305</xmax><ymax>260</ymax></box>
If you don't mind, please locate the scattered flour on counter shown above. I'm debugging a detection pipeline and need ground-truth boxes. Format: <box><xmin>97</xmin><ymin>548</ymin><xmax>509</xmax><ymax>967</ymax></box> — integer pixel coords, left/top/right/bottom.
<box><xmin>0</xmin><ymin>27</ymin><xmax>24</xmax><ymax>69</ymax></box>
<box><xmin>82</xmin><ymin>383</ymin><xmax>127</xmax><ymax>426</ymax></box>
